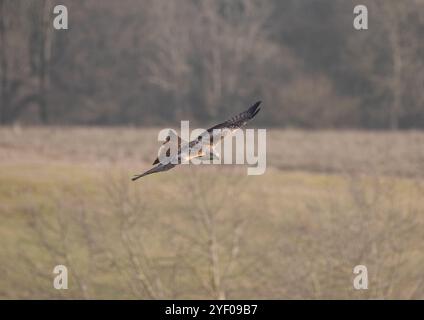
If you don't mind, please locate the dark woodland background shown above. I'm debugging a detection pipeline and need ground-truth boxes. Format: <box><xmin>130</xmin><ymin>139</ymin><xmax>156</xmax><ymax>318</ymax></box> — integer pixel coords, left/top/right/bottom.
<box><xmin>1</xmin><ymin>0</ymin><xmax>423</xmax><ymax>129</ymax></box>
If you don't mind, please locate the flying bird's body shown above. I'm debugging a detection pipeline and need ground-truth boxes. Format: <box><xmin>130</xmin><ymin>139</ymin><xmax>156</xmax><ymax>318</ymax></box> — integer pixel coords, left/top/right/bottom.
<box><xmin>132</xmin><ymin>101</ymin><xmax>261</xmax><ymax>180</ymax></box>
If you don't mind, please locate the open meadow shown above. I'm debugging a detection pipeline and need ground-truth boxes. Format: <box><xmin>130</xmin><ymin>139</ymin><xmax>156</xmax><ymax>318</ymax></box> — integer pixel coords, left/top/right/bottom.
<box><xmin>0</xmin><ymin>127</ymin><xmax>424</xmax><ymax>299</ymax></box>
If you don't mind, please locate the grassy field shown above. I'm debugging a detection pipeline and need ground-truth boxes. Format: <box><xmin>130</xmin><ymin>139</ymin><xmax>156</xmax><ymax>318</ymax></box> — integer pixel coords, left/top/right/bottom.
<box><xmin>0</xmin><ymin>127</ymin><xmax>423</xmax><ymax>299</ymax></box>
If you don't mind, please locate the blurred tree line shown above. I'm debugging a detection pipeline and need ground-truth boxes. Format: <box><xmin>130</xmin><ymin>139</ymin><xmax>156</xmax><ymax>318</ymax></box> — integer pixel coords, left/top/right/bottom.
<box><xmin>0</xmin><ymin>0</ymin><xmax>423</xmax><ymax>129</ymax></box>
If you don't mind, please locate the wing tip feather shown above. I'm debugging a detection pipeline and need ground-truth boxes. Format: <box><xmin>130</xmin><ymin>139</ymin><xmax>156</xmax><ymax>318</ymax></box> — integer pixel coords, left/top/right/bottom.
<box><xmin>249</xmin><ymin>100</ymin><xmax>262</xmax><ymax>118</ymax></box>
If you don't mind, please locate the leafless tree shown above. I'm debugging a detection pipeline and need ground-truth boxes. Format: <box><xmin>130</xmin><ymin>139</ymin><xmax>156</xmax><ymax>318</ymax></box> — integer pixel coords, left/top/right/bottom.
<box><xmin>36</xmin><ymin>0</ymin><xmax>54</xmax><ymax>123</ymax></box>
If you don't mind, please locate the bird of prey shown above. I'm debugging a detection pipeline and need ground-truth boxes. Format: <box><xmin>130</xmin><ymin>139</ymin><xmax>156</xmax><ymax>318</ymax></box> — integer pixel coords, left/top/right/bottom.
<box><xmin>131</xmin><ymin>101</ymin><xmax>261</xmax><ymax>181</ymax></box>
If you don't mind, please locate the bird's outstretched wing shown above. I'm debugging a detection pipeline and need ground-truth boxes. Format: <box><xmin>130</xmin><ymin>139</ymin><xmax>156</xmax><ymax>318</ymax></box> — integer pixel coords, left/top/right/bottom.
<box><xmin>208</xmin><ymin>100</ymin><xmax>261</xmax><ymax>132</ymax></box>
<box><xmin>132</xmin><ymin>162</ymin><xmax>175</xmax><ymax>181</ymax></box>
<box><xmin>194</xmin><ymin>101</ymin><xmax>262</xmax><ymax>147</ymax></box>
